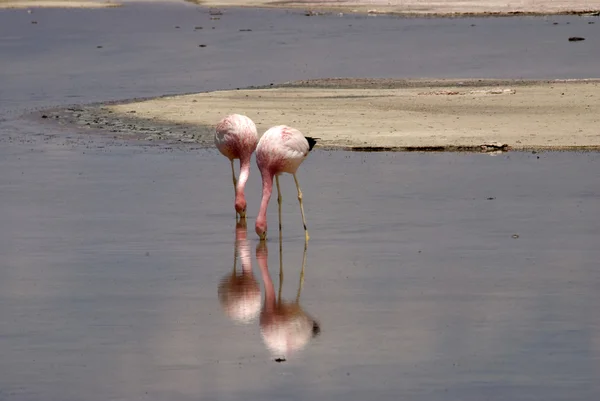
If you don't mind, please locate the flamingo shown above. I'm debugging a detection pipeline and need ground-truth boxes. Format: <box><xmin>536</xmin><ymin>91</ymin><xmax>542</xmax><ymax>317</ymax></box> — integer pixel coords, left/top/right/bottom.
<box><xmin>255</xmin><ymin>125</ymin><xmax>317</xmax><ymax>241</ymax></box>
<box><xmin>214</xmin><ymin>114</ymin><xmax>259</xmax><ymax>219</ymax></box>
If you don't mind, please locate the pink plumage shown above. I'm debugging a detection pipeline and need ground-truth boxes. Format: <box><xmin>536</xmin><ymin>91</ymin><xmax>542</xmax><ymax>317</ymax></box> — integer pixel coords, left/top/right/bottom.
<box><xmin>255</xmin><ymin>125</ymin><xmax>317</xmax><ymax>241</ymax></box>
<box><xmin>215</xmin><ymin>114</ymin><xmax>259</xmax><ymax>218</ymax></box>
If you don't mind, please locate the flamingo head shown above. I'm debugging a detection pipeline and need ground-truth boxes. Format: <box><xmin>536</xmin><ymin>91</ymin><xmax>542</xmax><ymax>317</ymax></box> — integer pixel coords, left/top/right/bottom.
<box><xmin>235</xmin><ymin>192</ymin><xmax>247</xmax><ymax>219</ymax></box>
<box><xmin>255</xmin><ymin>218</ymin><xmax>267</xmax><ymax>241</ymax></box>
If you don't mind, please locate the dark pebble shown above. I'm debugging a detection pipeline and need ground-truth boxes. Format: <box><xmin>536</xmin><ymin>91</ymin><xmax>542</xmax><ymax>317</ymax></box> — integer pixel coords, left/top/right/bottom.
<box><xmin>568</xmin><ymin>36</ymin><xmax>585</xmax><ymax>41</ymax></box>
<box><xmin>199</xmin><ymin>44</ymin><xmax>207</xmax><ymax>47</ymax></box>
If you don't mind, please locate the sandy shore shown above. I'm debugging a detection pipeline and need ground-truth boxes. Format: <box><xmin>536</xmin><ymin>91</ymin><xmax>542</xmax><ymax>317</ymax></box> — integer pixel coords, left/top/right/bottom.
<box><xmin>0</xmin><ymin>0</ymin><xmax>120</xmax><ymax>8</ymax></box>
<box><xmin>191</xmin><ymin>0</ymin><xmax>600</xmax><ymax>16</ymax></box>
<box><xmin>2</xmin><ymin>0</ymin><xmax>599</xmax><ymax>14</ymax></box>
<box><xmin>43</xmin><ymin>79</ymin><xmax>600</xmax><ymax>152</ymax></box>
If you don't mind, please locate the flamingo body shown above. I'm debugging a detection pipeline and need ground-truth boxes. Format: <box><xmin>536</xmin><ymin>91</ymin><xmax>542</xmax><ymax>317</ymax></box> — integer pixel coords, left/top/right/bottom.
<box><xmin>255</xmin><ymin>125</ymin><xmax>317</xmax><ymax>241</ymax></box>
<box><xmin>214</xmin><ymin>114</ymin><xmax>258</xmax><ymax>218</ymax></box>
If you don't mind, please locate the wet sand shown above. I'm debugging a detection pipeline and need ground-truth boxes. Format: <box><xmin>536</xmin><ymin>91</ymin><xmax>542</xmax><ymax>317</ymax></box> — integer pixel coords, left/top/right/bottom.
<box><xmin>47</xmin><ymin>78</ymin><xmax>600</xmax><ymax>151</ymax></box>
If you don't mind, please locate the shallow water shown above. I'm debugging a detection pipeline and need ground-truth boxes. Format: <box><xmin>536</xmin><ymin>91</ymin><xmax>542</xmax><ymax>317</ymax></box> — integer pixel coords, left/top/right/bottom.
<box><xmin>1</xmin><ymin>2</ymin><xmax>600</xmax><ymax>400</ymax></box>
<box><xmin>1</xmin><ymin>140</ymin><xmax>600</xmax><ymax>400</ymax></box>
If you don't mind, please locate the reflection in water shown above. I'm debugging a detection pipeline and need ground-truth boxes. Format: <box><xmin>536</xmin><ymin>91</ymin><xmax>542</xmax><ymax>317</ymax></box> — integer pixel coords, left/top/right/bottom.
<box><xmin>217</xmin><ymin>220</ymin><xmax>262</xmax><ymax>324</ymax></box>
<box><xmin>217</xmin><ymin>221</ymin><xmax>320</xmax><ymax>361</ymax></box>
<box><xmin>256</xmin><ymin>238</ymin><xmax>320</xmax><ymax>361</ymax></box>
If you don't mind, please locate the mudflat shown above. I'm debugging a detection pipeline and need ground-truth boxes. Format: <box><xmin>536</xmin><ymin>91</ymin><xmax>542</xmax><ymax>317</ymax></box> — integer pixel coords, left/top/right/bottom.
<box><xmin>47</xmin><ymin>78</ymin><xmax>600</xmax><ymax>151</ymax></box>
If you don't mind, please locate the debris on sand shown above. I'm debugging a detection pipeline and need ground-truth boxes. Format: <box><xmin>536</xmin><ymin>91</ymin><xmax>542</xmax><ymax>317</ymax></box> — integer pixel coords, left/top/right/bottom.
<box><xmin>568</xmin><ymin>36</ymin><xmax>585</xmax><ymax>41</ymax></box>
<box><xmin>480</xmin><ymin>142</ymin><xmax>510</xmax><ymax>152</ymax></box>
<box><xmin>419</xmin><ymin>88</ymin><xmax>516</xmax><ymax>96</ymax></box>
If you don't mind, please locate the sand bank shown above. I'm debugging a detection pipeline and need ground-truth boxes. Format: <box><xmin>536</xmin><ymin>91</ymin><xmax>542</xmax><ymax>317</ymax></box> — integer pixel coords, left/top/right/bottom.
<box><xmin>190</xmin><ymin>0</ymin><xmax>600</xmax><ymax>17</ymax></box>
<box><xmin>45</xmin><ymin>79</ymin><xmax>600</xmax><ymax>151</ymax></box>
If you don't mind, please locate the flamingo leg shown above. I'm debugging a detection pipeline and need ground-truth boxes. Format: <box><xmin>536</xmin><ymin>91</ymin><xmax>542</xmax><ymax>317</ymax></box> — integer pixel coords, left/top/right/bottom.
<box><xmin>230</xmin><ymin>159</ymin><xmax>241</xmax><ymax>219</ymax></box>
<box><xmin>276</xmin><ymin>175</ymin><xmax>283</xmax><ymax>233</ymax></box>
<box><xmin>296</xmin><ymin>238</ymin><xmax>307</xmax><ymax>304</ymax></box>
<box><xmin>230</xmin><ymin>159</ymin><xmax>238</xmax><ymax>190</ymax></box>
<box><xmin>278</xmin><ymin>223</ymin><xmax>284</xmax><ymax>304</ymax></box>
<box><xmin>293</xmin><ymin>173</ymin><xmax>310</xmax><ymax>242</ymax></box>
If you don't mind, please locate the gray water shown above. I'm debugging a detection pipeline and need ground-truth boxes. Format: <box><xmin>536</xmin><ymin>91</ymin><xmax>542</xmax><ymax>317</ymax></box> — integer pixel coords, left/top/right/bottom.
<box><xmin>1</xmin><ymin>3</ymin><xmax>600</xmax><ymax>401</ymax></box>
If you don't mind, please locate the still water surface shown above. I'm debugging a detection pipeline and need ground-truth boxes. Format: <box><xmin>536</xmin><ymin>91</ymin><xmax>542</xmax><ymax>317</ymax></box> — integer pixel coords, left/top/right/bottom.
<box><xmin>1</xmin><ymin>139</ymin><xmax>599</xmax><ymax>400</ymax></box>
<box><xmin>1</xmin><ymin>2</ymin><xmax>600</xmax><ymax>400</ymax></box>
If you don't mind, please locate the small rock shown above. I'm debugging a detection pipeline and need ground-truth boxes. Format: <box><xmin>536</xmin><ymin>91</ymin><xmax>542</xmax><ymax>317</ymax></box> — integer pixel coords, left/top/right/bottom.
<box><xmin>175</xmin><ymin>26</ymin><xmax>180</xmax><ymax>29</ymax></box>
<box><xmin>274</xmin><ymin>358</ymin><xmax>286</xmax><ymax>363</ymax></box>
<box><xmin>31</xmin><ymin>21</ymin><xmax>37</xmax><ymax>24</ymax></box>
<box><xmin>588</xmin><ymin>21</ymin><xmax>595</xmax><ymax>24</ymax></box>
<box><xmin>41</xmin><ymin>115</ymin><xmax>48</xmax><ymax>119</ymax></box>
<box><xmin>97</xmin><ymin>45</ymin><xmax>103</xmax><ymax>48</ymax></box>
<box><xmin>487</xmin><ymin>197</ymin><xmax>495</xmax><ymax>200</ymax></box>
<box><xmin>512</xmin><ymin>234</ymin><xmax>520</xmax><ymax>239</ymax></box>
<box><xmin>194</xmin><ymin>26</ymin><xmax>203</xmax><ymax>30</ymax></box>
<box><xmin>199</xmin><ymin>44</ymin><xmax>207</xmax><ymax>47</ymax></box>
<box><xmin>568</xmin><ymin>36</ymin><xmax>585</xmax><ymax>42</ymax></box>
<box><xmin>552</xmin><ymin>22</ymin><xmax>559</xmax><ymax>25</ymax></box>
<box><xmin>239</xmin><ymin>29</ymin><xmax>252</xmax><ymax>32</ymax></box>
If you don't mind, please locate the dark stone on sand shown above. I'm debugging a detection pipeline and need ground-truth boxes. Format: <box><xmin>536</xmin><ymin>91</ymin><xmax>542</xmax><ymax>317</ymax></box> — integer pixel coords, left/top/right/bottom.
<box><xmin>568</xmin><ymin>36</ymin><xmax>585</xmax><ymax>41</ymax></box>
<box><xmin>199</xmin><ymin>44</ymin><xmax>207</xmax><ymax>47</ymax></box>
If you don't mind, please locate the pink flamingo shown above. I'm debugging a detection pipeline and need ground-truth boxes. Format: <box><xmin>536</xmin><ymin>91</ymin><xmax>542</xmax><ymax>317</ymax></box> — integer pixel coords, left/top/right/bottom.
<box><xmin>255</xmin><ymin>125</ymin><xmax>317</xmax><ymax>242</ymax></box>
<box><xmin>214</xmin><ymin>114</ymin><xmax>259</xmax><ymax>219</ymax></box>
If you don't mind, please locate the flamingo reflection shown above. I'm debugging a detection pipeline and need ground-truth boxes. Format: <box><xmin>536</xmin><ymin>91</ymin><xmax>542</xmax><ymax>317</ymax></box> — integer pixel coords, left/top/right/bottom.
<box><xmin>256</xmin><ymin>237</ymin><xmax>320</xmax><ymax>362</ymax></box>
<box><xmin>217</xmin><ymin>220</ymin><xmax>261</xmax><ymax>324</ymax></box>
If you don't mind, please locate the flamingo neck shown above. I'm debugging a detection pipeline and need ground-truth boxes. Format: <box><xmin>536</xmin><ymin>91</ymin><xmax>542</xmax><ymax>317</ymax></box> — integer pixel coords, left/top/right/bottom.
<box><xmin>256</xmin><ymin>168</ymin><xmax>273</xmax><ymax>239</ymax></box>
<box><xmin>235</xmin><ymin>157</ymin><xmax>251</xmax><ymax>213</ymax></box>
